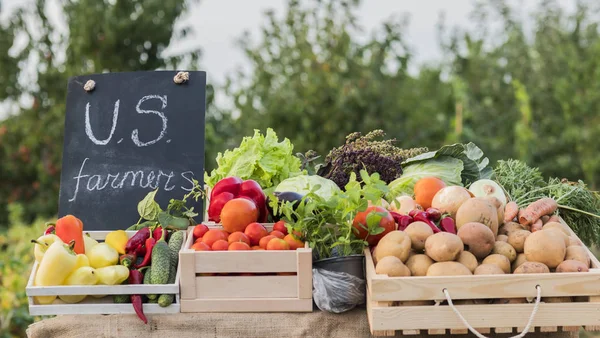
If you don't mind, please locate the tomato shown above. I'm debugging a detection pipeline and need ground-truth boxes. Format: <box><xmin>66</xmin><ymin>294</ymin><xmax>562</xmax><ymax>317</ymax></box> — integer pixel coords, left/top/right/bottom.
<box><xmin>352</xmin><ymin>206</ymin><xmax>396</xmax><ymax>246</ymax></box>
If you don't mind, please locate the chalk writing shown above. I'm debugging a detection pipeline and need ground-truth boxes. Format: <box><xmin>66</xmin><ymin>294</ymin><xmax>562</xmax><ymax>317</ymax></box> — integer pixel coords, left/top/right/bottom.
<box><xmin>132</xmin><ymin>95</ymin><xmax>168</xmax><ymax>147</ymax></box>
<box><xmin>85</xmin><ymin>100</ymin><xmax>120</xmax><ymax>145</ymax></box>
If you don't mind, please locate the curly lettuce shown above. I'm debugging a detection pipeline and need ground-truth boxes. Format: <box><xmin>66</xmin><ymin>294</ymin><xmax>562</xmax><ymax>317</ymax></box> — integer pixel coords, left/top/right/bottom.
<box><xmin>204</xmin><ymin>128</ymin><xmax>304</xmax><ymax>191</ymax></box>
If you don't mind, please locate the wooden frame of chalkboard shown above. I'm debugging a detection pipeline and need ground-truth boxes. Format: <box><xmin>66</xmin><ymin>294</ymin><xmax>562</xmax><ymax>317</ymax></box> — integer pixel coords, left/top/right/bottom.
<box><xmin>57</xmin><ymin>70</ymin><xmax>207</xmax><ymax>231</ymax></box>
<box><xmin>26</xmin><ymin>230</ymin><xmax>186</xmax><ymax>316</ymax></box>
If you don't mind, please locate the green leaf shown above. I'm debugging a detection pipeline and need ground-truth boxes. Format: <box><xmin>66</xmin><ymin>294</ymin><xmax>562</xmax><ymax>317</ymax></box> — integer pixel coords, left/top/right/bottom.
<box><xmin>158</xmin><ymin>212</ymin><xmax>190</xmax><ymax>230</ymax></box>
<box><xmin>138</xmin><ymin>189</ymin><xmax>160</xmax><ymax>221</ymax></box>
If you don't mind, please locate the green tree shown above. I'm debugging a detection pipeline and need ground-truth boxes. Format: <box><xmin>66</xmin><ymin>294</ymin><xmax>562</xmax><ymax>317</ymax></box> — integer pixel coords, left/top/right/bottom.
<box><xmin>224</xmin><ymin>0</ymin><xmax>454</xmax><ymax>160</ymax></box>
<box><xmin>0</xmin><ymin>0</ymin><xmax>230</xmax><ymax>226</ymax></box>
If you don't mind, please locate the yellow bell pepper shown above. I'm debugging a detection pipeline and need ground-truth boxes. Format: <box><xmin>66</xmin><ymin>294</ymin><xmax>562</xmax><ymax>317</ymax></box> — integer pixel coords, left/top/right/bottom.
<box><xmin>91</xmin><ymin>265</ymin><xmax>130</xmax><ymax>298</ymax></box>
<box><xmin>83</xmin><ymin>233</ymin><xmax>98</xmax><ymax>255</ymax></box>
<box><xmin>59</xmin><ymin>267</ymin><xmax>98</xmax><ymax>304</ymax></box>
<box><xmin>74</xmin><ymin>254</ymin><xmax>90</xmax><ymax>269</ymax></box>
<box><xmin>32</xmin><ymin>234</ymin><xmax>63</xmax><ymax>263</ymax></box>
<box><xmin>33</xmin><ymin>240</ymin><xmax>78</xmax><ymax>305</ymax></box>
<box><xmin>105</xmin><ymin>230</ymin><xmax>128</xmax><ymax>255</ymax></box>
<box><xmin>87</xmin><ymin>243</ymin><xmax>119</xmax><ymax>269</ymax></box>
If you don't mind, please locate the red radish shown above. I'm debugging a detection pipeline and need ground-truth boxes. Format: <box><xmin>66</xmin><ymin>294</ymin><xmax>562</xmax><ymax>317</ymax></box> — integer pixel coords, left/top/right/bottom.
<box><xmin>439</xmin><ymin>217</ymin><xmax>457</xmax><ymax>234</ymax></box>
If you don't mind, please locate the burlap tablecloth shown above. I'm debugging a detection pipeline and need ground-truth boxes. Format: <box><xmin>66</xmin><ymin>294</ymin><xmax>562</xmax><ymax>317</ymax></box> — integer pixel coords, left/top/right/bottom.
<box><xmin>26</xmin><ymin>308</ymin><xmax>580</xmax><ymax>338</ymax></box>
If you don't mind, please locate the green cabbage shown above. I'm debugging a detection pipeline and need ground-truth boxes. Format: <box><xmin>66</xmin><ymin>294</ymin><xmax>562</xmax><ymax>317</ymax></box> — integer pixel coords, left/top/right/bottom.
<box><xmin>204</xmin><ymin>128</ymin><xmax>303</xmax><ymax>190</ymax></box>
<box><xmin>275</xmin><ymin>175</ymin><xmax>341</xmax><ymax>200</ymax></box>
<box><xmin>388</xmin><ymin>157</ymin><xmax>464</xmax><ymax>197</ymax></box>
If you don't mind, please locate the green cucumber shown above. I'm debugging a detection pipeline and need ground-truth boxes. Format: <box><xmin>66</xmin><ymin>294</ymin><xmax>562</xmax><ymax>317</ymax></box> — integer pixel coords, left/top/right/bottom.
<box><xmin>158</xmin><ymin>231</ymin><xmax>184</xmax><ymax>307</ymax></box>
<box><xmin>148</xmin><ymin>235</ymin><xmax>170</xmax><ymax>300</ymax></box>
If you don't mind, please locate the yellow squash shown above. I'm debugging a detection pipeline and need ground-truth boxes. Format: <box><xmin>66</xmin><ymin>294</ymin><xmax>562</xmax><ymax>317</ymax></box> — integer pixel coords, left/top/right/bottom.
<box><xmin>58</xmin><ymin>267</ymin><xmax>98</xmax><ymax>304</ymax></box>
<box><xmin>32</xmin><ymin>234</ymin><xmax>63</xmax><ymax>263</ymax></box>
<box><xmin>33</xmin><ymin>240</ymin><xmax>78</xmax><ymax>305</ymax></box>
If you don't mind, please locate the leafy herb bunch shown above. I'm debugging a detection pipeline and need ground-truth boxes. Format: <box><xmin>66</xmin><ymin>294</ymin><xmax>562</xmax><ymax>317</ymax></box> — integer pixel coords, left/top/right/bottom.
<box><xmin>316</xmin><ymin>130</ymin><xmax>428</xmax><ymax>189</ymax></box>
<box><xmin>271</xmin><ymin>170</ymin><xmax>390</xmax><ymax>260</ymax></box>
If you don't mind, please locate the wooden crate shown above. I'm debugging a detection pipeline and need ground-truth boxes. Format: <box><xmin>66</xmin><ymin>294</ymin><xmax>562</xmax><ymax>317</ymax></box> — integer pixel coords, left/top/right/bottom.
<box><xmin>179</xmin><ymin>223</ymin><xmax>314</xmax><ymax>312</ymax></box>
<box><xmin>26</xmin><ymin>230</ymin><xmax>185</xmax><ymax>316</ymax></box>
<box><xmin>365</xmin><ymin>220</ymin><xmax>600</xmax><ymax>336</ymax></box>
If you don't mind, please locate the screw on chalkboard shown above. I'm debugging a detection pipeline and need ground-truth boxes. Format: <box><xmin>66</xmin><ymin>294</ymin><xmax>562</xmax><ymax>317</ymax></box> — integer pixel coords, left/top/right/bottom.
<box><xmin>173</xmin><ymin>72</ymin><xmax>189</xmax><ymax>84</ymax></box>
<box><xmin>83</xmin><ymin>80</ymin><xmax>96</xmax><ymax>92</ymax></box>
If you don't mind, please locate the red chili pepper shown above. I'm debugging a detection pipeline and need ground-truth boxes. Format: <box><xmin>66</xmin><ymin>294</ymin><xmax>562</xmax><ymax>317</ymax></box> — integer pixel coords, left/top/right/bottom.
<box><xmin>128</xmin><ymin>269</ymin><xmax>147</xmax><ymax>324</ymax></box>
<box><xmin>134</xmin><ymin>237</ymin><xmax>156</xmax><ymax>269</ymax></box>
<box><xmin>135</xmin><ymin>243</ymin><xmax>146</xmax><ymax>257</ymax></box>
<box><xmin>408</xmin><ymin>209</ymin><xmax>420</xmax><ymax>218</ymax></box>
<box><xmin>414</xmin><ymin>212</ymin><xmax>441</xmax><ymax>233</ymax></box>
<box><xmin>439</xmin><ymin>216</ymin><xmax>457</xmax><ymax>234</ymax></box>
<box><xmin>126</xmin><ymin>228</ymin><xmax>150</xmax><ymax>254</ymax></box>
<box><xmin>152</xmin><ymin>226</ymin><xmax>163</xmax><ymax>241</ymax></box>
<box><xmin>119</xmin><ymin>252</ymin><xmax>137</xmax><ymax>268</ymax></box>
<box><xmin>44</xmin><ymin>224</ymin><xmax>55</xmax><ymax>235</ymax></box>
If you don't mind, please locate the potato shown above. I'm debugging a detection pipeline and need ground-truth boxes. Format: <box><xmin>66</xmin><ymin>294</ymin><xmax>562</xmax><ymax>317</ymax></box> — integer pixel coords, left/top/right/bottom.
<box><xmin>492</xmin><ymin>241</ymin><xmax>517</xmax><ymax>263</ymax></box>
<box><xmin>426</xmin><ymin>261</ymin><xmax>472</xmax><ymax>276</ymax></box>
<box><xmin>404</xmin><ymin>221</ymin><xmax>434</xmax><ymax>252</ymax></box>
<box><xmin>497</xmin><ymin>234</ymin><xmax>509</xmax><ymax>242</ymax></box>
<box><xmin>375</xmin><ymin>256</ymin><xmax>412</xmax><ymax>277</ymax></box>
<box><xmin>456</xmin><ymin>251</ymin><xmax>478</xmax><ymax>273</ymax></box>
<box><xmin>499</xmin><ymin>222</ymin><xmax>527</xmax><ymax>236</ymax></box>
<box><xmin>507</xmin><ymin>229</ymin><xmax>531</xmax><ymax>253</ymax></box>
<box><xmin>482</xmin><ymin>254</ymin><xmax>511</xmax><ymax>274</ymax></box>
<box><xmin>457</xmin><ymin>222</ymin><xmax>495</xmax><ymax>259</ymax></box>
<box><xmin>543</xmin><ymin>228</ymin><xmax>570</xmax><ymax>247</ymax></box>
<box><xmin>513</xmin><ymin>261</ymin><xmax>550</xmax><ymax>274</ymax></box>
<box><xmin>565</xmin><ymin>245</ymin><xmax>590</xmax><ymax>267</ymax></box>
<box><xmin>512</xmin><ymin>253</ymin><xmax>528</xmax><ymax>272</ymax></box>
<box><xmin>455</xmin><ymin>197</ymin><xmax>499</xmax><ymax>236</ymax></box>
<box><xmin>405</xmin><ymin>254</ymin><xmax>434</xmax><ymax>277</ymax></box>
<box><xmin>431</xmin><ymin>186</ymin><xmax>472</xmax><ymax>219</ymax></box>
<box><xmin>569</xmin><ymin>236</ymin><xmax>583</xmax><ymax>247</ymax></box>
<box><xmin>524</xmin><ymin>230</ymin><xmax>567</xmax><ymax>268</ymax></box>
<box><xmin>543</xmin><ymin>221</ymin><xmax>570</xmax><ymax>236</ymax></box>
<box><xmin>375</xmin><ymin>231</ymin><xmax>412</xmax><ymax>263</ymax></box>
<box><xmin>485</xmin><ymin>196</ymin><xmax>505</xmax><ymax>229</ymax></box>
<box><xmin>543</xmin><ymin>297</ymin><xmax>572</xmax><ymax>303</ymax></box>
<box><xmin>474</xmin><ymin>264</ymin><xmax>505</xmax><ymax>275</ymax></box>
<box><xmin>556</xmin><ymin>259</ymin><xmax>589</xmax><ymax>273</ymax></box>
<box><xmin>424</xmin><ymin>232</ymin><xmax>464</xmax><ymax>262</ymax></box>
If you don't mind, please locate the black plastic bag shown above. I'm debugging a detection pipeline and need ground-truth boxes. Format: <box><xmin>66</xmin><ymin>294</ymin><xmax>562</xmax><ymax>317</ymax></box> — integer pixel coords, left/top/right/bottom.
<box><xmin>312</xmin><ymin>267</ymin><xmax>366</xmax><ymax>313</ymax></box>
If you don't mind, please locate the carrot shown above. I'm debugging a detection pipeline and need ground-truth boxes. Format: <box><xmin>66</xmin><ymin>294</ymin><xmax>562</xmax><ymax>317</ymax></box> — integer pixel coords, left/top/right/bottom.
<box><xmin>519</xmin><ymin>198</ymin><xmax>558</xmax><ymax>226</ymax></box>
<box><xmin>547</xmin><ymin>214</ymin><xmax>561</xmax><ymax>224</ymax></box>
<box><xmin>503</xmin><ymin>201</ymin><xmax>519</xmax><ymax>223</ymax></box>
<box><xmin>531</xmin><ymin>218</ymin><xmax>543</xmax><ymax>232</ymax></box>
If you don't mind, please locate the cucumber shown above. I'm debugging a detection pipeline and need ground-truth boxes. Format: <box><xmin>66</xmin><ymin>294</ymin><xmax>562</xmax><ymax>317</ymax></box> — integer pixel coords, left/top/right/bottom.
<box><xmin>148</xmin><ymin>237</ymin><xmax>170</xmax><ymax>300</ymax></box>
<box><xmin>143</xmin><ymin>267</ymin><xmax>157</xmax><ymax>300</ymax></box>
<box><xmin>158</xmin><ymin>231</ymin><xmax>184</xmax><ymax>307</ymax></box>
<box><xmin>113</xmin><ymin>294</ymin><xmax>130</xmax><ymax>303</ymax></box>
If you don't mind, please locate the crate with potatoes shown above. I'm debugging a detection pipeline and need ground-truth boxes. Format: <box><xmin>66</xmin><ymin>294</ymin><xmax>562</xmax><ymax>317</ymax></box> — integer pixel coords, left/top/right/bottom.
<box><xmin>366</xmin><ymin>173</ymin><xmax>600</xmax><ymax>336</ymax></box>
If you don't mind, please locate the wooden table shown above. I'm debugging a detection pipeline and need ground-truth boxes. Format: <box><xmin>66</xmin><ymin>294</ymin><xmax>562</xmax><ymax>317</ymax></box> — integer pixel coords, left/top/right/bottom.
<box><xmin>26</xmin><ymin>308</ymin><xmax>580</xmax><ymax>338</ymax></box>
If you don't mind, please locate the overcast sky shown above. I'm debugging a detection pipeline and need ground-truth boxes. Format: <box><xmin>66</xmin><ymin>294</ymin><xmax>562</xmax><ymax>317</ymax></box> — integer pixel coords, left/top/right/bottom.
<box><xmin>1</xmin><ymin>0</ymin><xmax>575</xmax><ymax>114</ymax></box>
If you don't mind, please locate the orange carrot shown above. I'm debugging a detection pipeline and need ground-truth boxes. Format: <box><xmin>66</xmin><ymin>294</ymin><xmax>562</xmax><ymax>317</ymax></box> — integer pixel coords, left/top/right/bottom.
<box><xmin>503</xmin><ymin>201</ymin><xmax>519</xmax><ymax>223</ymax></box>
<box><xmin>519</xmin><ymin>198</ymin><xmax>558</xmax><ymax>226</ymax></box>
<box><xmin>531</xmin><ymin>218</ymin><xmax>543</xmax><ymax>232</ymax></box>
<box><xmin>55</xmin><ymin>215</ymin><xmax>85</xmax><ymax>254</ymax></box>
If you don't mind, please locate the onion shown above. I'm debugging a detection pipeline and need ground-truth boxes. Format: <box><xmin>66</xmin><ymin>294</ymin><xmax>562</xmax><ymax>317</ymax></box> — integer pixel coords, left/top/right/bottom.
<box><xmin>390</xmin><ymin>195</ymin><xmax>417</xmax><ymax>215</ymax></box>
<box><xmin>431</xmin><ymin>186</ymin><xmax>472</xmax><ymax>219</ymax></box>
<box><xmin>468</xmin><ymin>179</ymin><xmax>507</xmax><ymax>209</ymax></box>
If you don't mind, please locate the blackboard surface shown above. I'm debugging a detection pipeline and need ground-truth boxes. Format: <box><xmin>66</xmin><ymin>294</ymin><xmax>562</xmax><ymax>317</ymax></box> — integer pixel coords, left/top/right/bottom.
<box><xmin>58</xmin><ymin>71</ymin><xmax>206</xmax><ymax>231</ymax></box>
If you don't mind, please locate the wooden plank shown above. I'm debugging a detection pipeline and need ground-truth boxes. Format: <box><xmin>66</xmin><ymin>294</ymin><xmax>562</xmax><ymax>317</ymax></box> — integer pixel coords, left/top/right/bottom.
<box><xmin>494</xmin><ymin>328</ymin><xmax>514</xmax><ymax>333</ymax></box>
<box><xmin>369</xmin><ymin>271</ymin><xmax>600</xmax><ymax>301</ymax></box>
<box><xmin>194</xmin><ymin>250</ymin><xmax>299</xmax><ymax>273</ymax></box>
<box><xmin>195</xmin><ymin>275</ymin><xmax>297</xmax><ymax>299</ymax></box>
<box><xmin>585</xmin><ymin>296</ymin><xmax>600</xmax><ymax>331</ymax></box>
<box><xmin>561</xmin><ymin>326</ymin><xmax>579</xmax><ymax>331</ymax></box>
<box><xmin>372</xmin><ymin>301</ymin><xmax>395</xmax><ymax>337</ymax></box>
<box><xmin>516</xmin><ymin>326</ymin><xmax>535</xmax><ymax>333</ymax></box>
<box><xmin>427</xmin><ymin>329</ymin><xmax>446</xmax><ymax>335</ymax></box>
<box><xmin>369</xmin><ymin>303</ymin><xmax>600</xmax><ymax>330</ymax></box>
<box><xmin>540</xmin><ymin>326</ymin><xmax>558</xmax><ymax>332</ymax></box>
<box><xmin>296</xmin><ymin>248</ymin><xmax>313</xmax><ymax>299</ymax></box>
<box><xmin>179</xmin><ymin>233</ymin><xmax>197</xmax><ymax>300</ymax></box>
<box><xmin>365</xmin><ymin>248</ymin><xmax>376</xmax><ymax>293</ymax></box>
<box><xmin>450</xmin><ymin>329</ymin><xmax>468</xmax><ymax>334</ymax></box>
<box><xmin>401</xmin><ymin>330</ymin><xmax>420</xmax><ymax>335</ymax></box>
<box><xmin>476</xmin><ymin>328</ymin><xmax>491</xmax><ymax>334</ymax></box>
<box><xmin>180</xmin><ymin>298</ymin><xmax>313</xmax><ymax>313</ymax></box>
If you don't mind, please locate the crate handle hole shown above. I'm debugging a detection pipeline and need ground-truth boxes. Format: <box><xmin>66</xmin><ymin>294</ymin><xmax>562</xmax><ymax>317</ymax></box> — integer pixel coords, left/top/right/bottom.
<box><xmin>442</xmin><ymin>285</ymin><xmax>542</xmax><ymax>338</ymax></box>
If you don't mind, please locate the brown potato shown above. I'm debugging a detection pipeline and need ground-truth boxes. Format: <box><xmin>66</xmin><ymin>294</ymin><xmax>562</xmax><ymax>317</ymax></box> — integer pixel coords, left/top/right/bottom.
<box><xmin>499</xmin><ymin>222</ymin><xmax>527</xmax><ymax>236</ymax></box>
<box><xmin>405</xmin><ymin>254</ymin><xmax>434</xmax><ymax>277</ymax></box>
<box><xmin>404</xmin><ymin>221</ymin><xmax>434</xmax><ymax>252</ymax></box>
<box><xmin>456</xmin><ymin>198</ymin><xmax>499</xmax><ymax>236</ymax></box>
<box><xmin>375</xmin><ymin>231</ymin><xmax>412</xmax><ymax>263</ymax></box>
<box><xmin>556</xmin><ymin>259</ymin><xmax>589</xmax><ymax>273</ymax></box>
<box><xmin>565</xmin><ymin>245</ymin><xmax>590</xmax><ymax>267</ymax></box>
<box><xmin>512</xmin><ymin>253</ymin><xmax>528</xmax><ymax>272</ymax></box>
<box><xmin>542</xmin><ymin>221</ymin><xmax>571</xmax><ymax>236</ymax></box>
<box><xmin>497</xmin><ymin>234</ymin><xmax>509</xmax><ymax>242</ymax></box>
<box><xmin>457</xmin><ymin>222</ymin><xmax>495</xmax><ymax>259</ymax></box>
<box><xmin>507</xmin><ymin>229</ymin><xmax>531</xmax><ymax>253</ymax></box>
<box><xmin>543</xmin><ymin>228</ymin><xmax>570</xmax><ymax>247</ymax></box>
<box><xmin>375</xmin><ymin>256</ymin><xmax>411</xmax><ymax>277</ymax></box>
<box><xmin>456</xmin><ymin>251</ymin><xmax>478</xmax><ymax>273</ymax></box>
<box><xmin>524</xmin><ymin>230</ymin><xmax>567</xmax><ymax>269</ymax></box>
<box><xmin>492</xmin><ymin>241</ymin><xmax>517</xmax><ymax>263</ymax></box>
<box><xmin>426</xmin><ymin>261</ymin><xmax>472</xmax><ymax>276</ymax></box>
<box><xmin>424</xmin><ymin>232</ymin><xmax>464</xmax><ymax>262</ymax></box>
<box><xmin>513</xmin><ymin>261</ymin><xmax>550</xmax><ymax>274</ymax></box>
<box><xmin>569</xmin><ymin>236</ymin><xmax>583</xmax><ymax>247</ymax></box>
<box><xmin>474</xmin><ymin>264</ymin><xmax>505</xmax><ymax>275</ymax></box>
<box><xmin>485</xmin><ymin>196</ymin><xmax>505</xmax><ymax>228</ymax></box>
<box><xmin>482</xmin><ymin>254</ymin><xmax>511</xmax><ymax>274</ymax></box>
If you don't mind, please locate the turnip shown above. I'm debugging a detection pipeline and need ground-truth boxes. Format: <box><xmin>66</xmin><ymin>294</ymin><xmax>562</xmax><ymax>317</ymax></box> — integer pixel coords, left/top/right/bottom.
<box><xmin>468</xmin><ymin>179</ymin><xmax>507</xmax><ymax>209</ymax></box>
<box><xmin>431</xmin><ymin>186</ymin><xmax>472</xmax><ymax>219</ymax></box>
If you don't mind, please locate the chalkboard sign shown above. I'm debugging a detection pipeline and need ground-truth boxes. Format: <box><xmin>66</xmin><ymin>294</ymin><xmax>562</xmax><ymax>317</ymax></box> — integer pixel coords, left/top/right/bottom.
<box><xmin>57</xmin><ymin>71</ymin><xmax>206</xmax><ymax>231</ymax></box>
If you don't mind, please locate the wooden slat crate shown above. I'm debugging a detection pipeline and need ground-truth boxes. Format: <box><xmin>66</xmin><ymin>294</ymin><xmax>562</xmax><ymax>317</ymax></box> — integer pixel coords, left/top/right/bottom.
<box><xmin>179</xmin><ymin>223</ymin><xmax>313</xmax><ymax>312</ymax></box>
<box><xmin>365</xmin><ymin>220</ymin><xmax>600</xmax><ymax>336</ymax></box>
<box><xmin>26</xmin><ymin>230</ymin><xmax>185</xmax><ymax>316</ymax></box>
